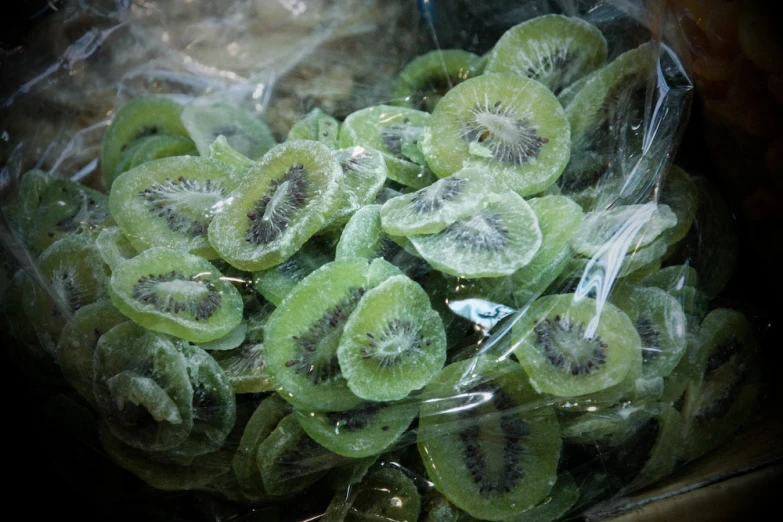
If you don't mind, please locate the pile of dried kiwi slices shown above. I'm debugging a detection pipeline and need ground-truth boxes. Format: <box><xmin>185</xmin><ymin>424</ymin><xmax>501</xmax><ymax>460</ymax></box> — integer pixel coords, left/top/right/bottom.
<box><xmin>0</xmin><ymin>12</ymin><xmax>761</xmax><ymax>522</ymax></box>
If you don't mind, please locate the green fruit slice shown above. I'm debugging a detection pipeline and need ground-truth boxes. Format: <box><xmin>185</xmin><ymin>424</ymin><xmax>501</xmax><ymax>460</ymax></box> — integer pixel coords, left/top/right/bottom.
<box><xmin>420</xmin><ymin>73</ymin><xmax>570</xmax><ymax>196</ymax></box>
<box><xmin>660</xmin><ymin>166</ymin><xmax>698</xmax><ymax>246</ymax></box>
<box><xmin>391</xmin><ymin>49</ymin><xmax>484</xmax><ymax>112</ymax></box>
<box><xmin>233</xmin><ymin>394</ymin><xmax>291</xmax><ymax>501</ymax></box>
<box><xmin>208</xmin><ymin>135</ymin><xmax>255</xmax><ymax>173</ymax></box>
<box><xmin>338</xmin><ymin>274</ymin><xmax>447</xmax><ymax>401</ymax></box>
<box><xmin>208</xmin><ymin>140</ymin><xmax>344</xmax><ymax>271</ymax></box>
<box><xmin>211</xmin><ymin>343</ymin><xmax>275</xmax><ymax>394</ymax></box>
<box><xmin>410</xmin><ymin>191</ymin><xmax>543</xmax><ymax>278</ymax></box>
<box><xmin>109</xmin><ymin>156</ymin><xmax>237</xmax><ymax>259</ymax></box>
<box><xmin>294</xmin><ymin>399</ymin><xmax>418</xmax><ymax>458</ymax></box>
<box><xmin>17</xmin><ymin>168</ymin><xmax>52</xmax><ymax>214</ymax></box>
<box><xmin>506</xmin><ymin>472</ymin><xmax>580</xmax><ymax>522</ymax></box>
<box><xmin>641</xmin><ymin>264</ymin><xmax>699</xmax><ymax>291</ymax></box>
<box><xmin>252</xmin><ymin>240</ymin><xmax>332</xmax><ymax>306</ymax></box>
<box><xmin>343</xmin><ymin>467</ymin><xmax>422</xmax><ymax>522</ymax></box>
<box><xmin>195</xmin><ymin>322</ymin><xmax>247</xmax><ymax>351</ymax></box>
<box><xmin>287</xmin><ymin>107</ymin><xmax>341</xmax><ymax>149</ymax></box>
<box><xmin>181</xmin><ymin>103</ymin><xmax>276</xmax><ymax>159</ymax></box>
<box><xmin>102</xmin><ymin>96</ymin><xmax>189</xmax><ymax>188</ymax></box>
<box><xmin>557</xmin><ymin>69</ymin><xmax>598</xmax><ymax>109</ymax></box>
<box><xmin>327</xmin><ymin>146</ymin><xmax>388</xmax><ymax>228</ymax></box>
<box><xmin>339</xmin><ymin>105</ymin><xmax>437</xmax><ymax>188</ymax></box>
<box><xmin>128</xmin><ymin>134</ymin><xmax>198</xmax><ymax>169</ymax></box>
<box><xmin>93</xmin><ymin>323</ymin><xmax>194</xmax><ymax>451</ymax></box>
<box><xmin>96</xmin><ymin>226</ymin><xmax>138</xmax><ymax>270</ymax></box>
<box><xmin>485</xmin><ymin>15</ymin><xmax>608</xmax><ymax>95</ymax></box>
<box><xmin>512</xmin><ymin>293</ymin><xmax>642</xmax><ymax>396</ymax></box>
<box><xmin>420</xmin><ymin>490</ymin><xmax>461</xmax><ymax>522</ymax></box>
<box><xmin>380</xmin><ymin>167</ymin><xmax>499</xmax><ymax>236</ymax></box>
<box><xmin>108</xmin><ymin>246</ymin><xmax>244</xmax><ymax>343</ymax></box>
<box><xmin>418</xmin><ymin>357</ymin><xmax>561</xmax><ymax>521</ymax></box>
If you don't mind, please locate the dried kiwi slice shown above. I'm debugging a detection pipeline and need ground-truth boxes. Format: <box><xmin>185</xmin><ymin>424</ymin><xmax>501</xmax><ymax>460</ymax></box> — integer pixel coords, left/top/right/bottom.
<box><xmin>102</xmin><ymin>96</ymin><xmax>189</xmax><ymax>188</ymax></box>
<box><xmin>380</xmin><ymin>167</ymin><xmax>498</xmax><ymax>236</ymax></box>
<box><xmin>265</xmin><ymin>259</ymin><xmax>388</xmax><ymax>411</ymax></box>
<box><xmin>22</xmin><ymin>235</ymin><xmax>110</xmax><ymax>355</ymax></box>
<box><xmin>294</xmin><ymin>399</ymin><xmax>418</xmax><ymax>458</ymax></box>
<box><xmin>391</xmin><ymin>49</ymin><xmax>484</xmax><ymax>112</ymax></box>
<box><xmin>128</xmin><ymin>134</ymin><xmax>198</xmax><ymax>170</ymax></box>
<box><xmin>418</xmin><ymin>357</ymin><xmax>561</xmax><ymax>521</ymax></box>
<box><xmin>336</xmin><ymin>467</ymin><xmax>422</xmax><ymax>522</ymax></box>
<box><xmin>660</xmin><ymin>166</ymin><xmax>698</xmax><ymax>246</ymax></box>
<box><xmin>258</xmin><ymin>414</ymin><xmax>350</xmax><ymax>495</ymax></box>
<box><xmin>326</xmin><ymin>146</ymin><xmax>388</xmax><ymax>228</ymax></box>
<box><xmin>339</xmin><ymin>105</ymin><xmax>436</xmax><ymax>189</ymax></box>
<box><xmin>208</xmin><ymin>141</ymin><xmax>344</xmax><ymax>271</ymax></box>
<box><xmin>287</xmin><ymin>107</ymin><xmax>340</xmax><ymax>149</ymax></box>
<box><xmin>56</xmin><ymin>299</ymin><xmax>127</xmax><ymax>403</ymax></box>
<box><xmin>181</xmin><ymin>103</ymin><xmax>276</xmax><ymax>159</ymax></box>
<box><xmin>208</xmin><ymin>135</ymin><xmax>255</xmax><ymax>173</ymax></box>
<box><xmin>93</xmin><ymin>323</ymin><xmax>194</xmax><ymax>451</ymax></box>
<box><xmin>506</xmin><ymin>472</ymin><xmax>580</xmax><ymax>522</ymax></box>
<box><xmin>512</xmin><ymin>293</ymin><xmax>642</xmax><ymax>396</ymax></box>
<box><xmin>17</xmin><ymin>168</ymin><xmax>52</xmax><ymax>214</ymax></box>
<box><xmin>96</xmin><ymin>226</ymin><xmax>138</xmax><ymax>270</ymax></box>
<box><xmin>338</xmin><ymin>274</ymin><xmax>447</xmax><ymax>401</ymax></box>
<box><xmin>485</xmin><ymin>15</ymin><xmax>608</xmax><ymax>95</ymax></box>
<box><xmin>252</xmin><ymin>240</ymin><xmax>332</xmax><ymax>306</ymax></box>
<box><xmin>108</xmin><ymin>246</ymin><xmax>243</xmax><ymax>343</ymax></box>
<box><xmin>211</xmin><ymin>343</ymin><xmax>274</xmax><ymax>394</ymax></box>
<box><xmin>420</xmin><ymin>73</ymin><xmax>570</xmax><ymax>196</ymax></box>
<box><xmin>109</xmin><ymin>156</ymin><xmax>237</xmax><ymax>259</ymax></box>
<box><xmin>410</xmin><ymin>191</ymin><xmax>543</xmax><ymax>278</ymax></box>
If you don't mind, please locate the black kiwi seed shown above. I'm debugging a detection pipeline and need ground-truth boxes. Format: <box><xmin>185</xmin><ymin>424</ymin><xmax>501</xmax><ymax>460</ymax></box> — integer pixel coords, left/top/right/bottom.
<box><xmin>636</xmin><ymin>315</ymin><xmax>661</xmax><ymax>364</ymax></box>
<box><xmin>132</xmin><ymin>270</ymin><xmax>221</xmax><ymax>321</ymax></box>
<box><xmin>459</xmin><ymin>382</ymin><xmax>530</xmax><ymax>494</ymax></box>
<box><xmin>287</xmin><ymin>286</ymin><xmax>366</xmax><ymax>384</ymax></box>
<box><xmin>443</xmin><ymin>212</ymin><xmax>509</xmax><ymax>252</ymax></box>
<box><xmin>340</xmin><ymin>151</ymin><xmax>369</xmax><ymax>173</ymax></box>
<box><xmin>52</xmin><ymin>269</ymin><xmax>84</xmax><ymax>313</ymax></box>
<box><xmin>246</xmin><ymin>164</ymin><xmax>308</xmax><ymax>244</ymax></box>
<box><xmin>359</xmin><ymin>319</ymin><xmax>429</xmax><ymax>367</ymax></box>
<box><xmin>140</xmin><ymin>176</ymin><xmax>227</xmax><ymax>237</ymax></box>
<box><xmin>526</xmin><ymin>51</ymin><xmax>576</xmax><ymax>94</ymax></box>
<box><xmin>325</xmin><ymin>402</ymin><xmax>386</xmax><ymax>431</ymax></box>
<box><xmin>463</xmin><ymin>102</ymin><xmax>549</xmax><ymax>165</ymax></box>
<box><xmin>411</xmin><ymin>177</ymin><xmax>465</xmax><ymax>213</ymax></box>
<box><xmin>534</xmin><ymin>315</ymin><xmax>607</xmax><ymax>375</ymax></box>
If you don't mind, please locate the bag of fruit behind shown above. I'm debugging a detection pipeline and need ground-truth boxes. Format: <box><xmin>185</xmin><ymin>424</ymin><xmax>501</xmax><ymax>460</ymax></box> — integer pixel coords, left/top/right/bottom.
<box><xmin>0</xmin><ymin>1</ymin><xmax>764</xmax><ymax>520</ymax></box>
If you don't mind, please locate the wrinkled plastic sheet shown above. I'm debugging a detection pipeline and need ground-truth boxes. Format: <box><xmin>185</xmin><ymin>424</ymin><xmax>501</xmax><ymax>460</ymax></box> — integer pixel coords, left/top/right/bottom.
<box><xmin>0</xmin><ymin>1</ymin><xmax>763</xmax><ymax>521</ymax></box>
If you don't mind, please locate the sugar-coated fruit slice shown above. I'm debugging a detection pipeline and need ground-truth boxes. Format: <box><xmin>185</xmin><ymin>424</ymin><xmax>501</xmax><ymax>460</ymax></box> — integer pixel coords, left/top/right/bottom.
<box><xmin>211</xmin><ymin>343</ymin><xmax>275</xmax><ymax>394</ymax></box>
<box><xmin>338</xmin><ymin>274</ymin><xmax>447</xmax><ymax>401</ymax></box>
<box><xmin>56</xmin><ymin>299</ymin><xmax>127</xmax><ymax>403</ymax></box>
<box><xmin>512</xmin><ymin>293</ymin><xmax>642</xmax><ymax>396</ymax></box>
<box><xmin>420</xmin><ymin>73</ymin><xmax>571</xmax><ymax>196</ymax></box>
<box><xmin>96</xmin><ymin>226</ymin><xmax>138</xmax><ymax>270</ymax></box>
<box><xmin>195</xmin><ymin>322</ymin><xmax>246</xmax><ymax>351</ymax></box>
<box><xmin>93</xmin><ymin>323</ymin><xmax>194</xmax><ymax>451</ymax></box>
<box><xmin>660</xmin><ymin>166</ymin><xmax>698</xmax><ymax>246</ymax></box>
<box><xmin>418</xmin><ymin>357</ymin><xmax>561</xmax><ymax>521</ymax></box>
<box><xmin>258</xmin><ymin>414</ymin><xmax>350</xmax><ymax>495</ymax></box>
<box><xmin>339</xmin><ymin>105</ymin><xmax>437</xmax><ymax>188</ymax></box>
<box><xmin>233</xmin><ymin>394</ymin><xmax>291</xmax><ymax>501</ymax></box>
<box><xmin>102</xmin><ymin>96</ymin><xmax>189</xmax><ymax>188</ymax></box>
<box><xmin>264</xmin><ymin>259</ymin><xmax>387</xmax><ymax>412</ymax></box>
<box><xmin>571</xmin><ymin>203</ymin><xmax>678</xmax><ymax>258</ymax></box>
<box><xmin>110</xmin><ymin>156</ymin><xmax>237</xmax><ymax>259</ymax></box>
<box><xmin>108</xmin><ymin>246</ymin><xmax>243</xmax><ymax>343</ymax></box>
<box><xmin>181</xmin><ymin>103</ymin><xmax>275</xmax><ymax>159</ymax></box>
<box><xmin>287</xmin><ymin>107</ymin><xmax>340</xmax><ymax>149</ymax></box>
<box><xmin>485</xmin><ymin>14</ymin><xmax>608</xmax><ymax>95</ymax></box>
<box><xmin>294</xmin><ymin>399</ymin><xmax>418</xmax><ymax>458</ymax></box>
<box><xmin>327</xmin><ymin>146</ymin><xmax>388</xmax><ymax>228</ymax></box>
<box><xmin>253</xmin><ymin>240</ymin><xmax>333</xmax><ymax>306</ymax></box>
<box><xmin>410</xmin><ymin>191</ymin><xmax>543</xmax><ymax>278</ymax></box>
<box><xmin>380</xmin><ymin>166</ymin><xmax>498</xmax><ymax>236</ymax></box>
<box><xmin>557</xmin><ymin>68</ymin><xmax>599</xmax><ymax>109</ymax></box>
<box><xmin>208</xmin><ymin>135</ymin><xmax>255</xmax><ymax>173</ymax></box>
<box><xmin>391</xmin><ymin>49</ymin><xmax>485</xmax><ymax>112</ymax></box>
<box><xmin>128</xmin><ymin>134</ymin><xmax>198</xmax><ymax>170</ymax></box>
<box><xmin>208</xmin><ymin>140</ymin><xmax>344</xmax><ymax>271</ymax></box>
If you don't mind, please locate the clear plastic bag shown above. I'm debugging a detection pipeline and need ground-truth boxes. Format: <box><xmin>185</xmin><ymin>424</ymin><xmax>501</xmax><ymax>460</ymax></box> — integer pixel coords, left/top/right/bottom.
<box><xmin>0</xmin><ymin>1</ymin><xmax>765</xmax><ymax>521</ymax></box>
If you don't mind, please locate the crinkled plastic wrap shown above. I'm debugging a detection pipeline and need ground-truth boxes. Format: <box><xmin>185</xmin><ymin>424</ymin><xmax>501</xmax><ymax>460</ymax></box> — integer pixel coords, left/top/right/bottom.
<box><xmin>0</xmin><ymin>1</ymin><xmax>766</xmax><ymax>521</ymax></box>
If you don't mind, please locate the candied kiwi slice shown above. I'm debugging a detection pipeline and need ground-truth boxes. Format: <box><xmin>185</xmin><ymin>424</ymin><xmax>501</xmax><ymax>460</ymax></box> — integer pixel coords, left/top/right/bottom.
<box><xmin>22</xmin><ymin>235</ymin><xmax>111</xmax><ymax>356</ymax></box>
<box><xmin>380</xmin><ymin>167</ymin><xmax>499</xmax><ymax>236</ymax></box>
<box><xmin>326</xmin><ymin>146</ymin><xmax>388</xmax><ymax>228</ymax></box>
<box><xmin>264</xmin><ymin>259</ymin><xmax>386</xmax><ymax>412</ymax></box>
<box><xmin>258</xmin><ymin>414</ymin><xmax>350</xmax><ymax>495</ymax></box>
<box><xmin>252</xmin><ymin>240</ymin><xmax>332</xmax><ymax>306</ymax></box>
<box><xmin>128</xmin><ymin>134</ymin><xmax>198</xmax><ymax>170</ymax></box>
<box><xmin>109</xmin><ymin>156</ymin><xmax>237</xmax><ymax>259</ymax></box>
<box><xmin>208</xmin><ymin>140</ymin><xmax>344</xmax><ymax>271</ymax></box>
<box><xmin>208</xmin><ymin>135</ymin><xmax>255</xmax><ymax>173</ymax></box>
<box><xmin>287</xmin><ymin>107</ymin><xmax>341</xmax><ymax>149</ymax></box>
<box><xmin>338</xmin><ymin>274</ymin><xmax>447</xmax><ymax>401</ymax></box>
<box><xmin>181</xmin><ymin>103</ymin><xmax>276</xmax><ymax>159</ymax></box>
<box><xmin>294</xmin><ymin>399</ymin><xmax>418</xmax><ymax>458</ymax></box>
<box><xmin>96</xmin><ymin>226</ymin><xmax>138</xmax><ymax>270</ymax></box>
<box><xmin>108</xmin><ymin>246</ymin><xmax>243</xmax><ymax>343</ymax></box>
<box><xmin>93</xmin><ymin>323</ymin><xmax>194</xmax><ymax>451</ymax></box>
<box><xmin>102</xmin><ymin>96</ymin><xmax>189</xmax><ymax>188</ymax></box>
<box><xmin>410</xmin><ymin>191</ymin><xmax>543</xmax><ymax>278</ymax></box>
<box><xmin>211</xmin><ymin>343</ymin><xmax>275</xmax><ymax>394</ymax></box>
<box><xmin>485</xmin><ymin>14</ymin><xmax>608</xmax><ymax>95</ymax></box>
<box><xmin>339</xmin><ymin>105</ymin><xmax>437</xmax><ymax>189</ymax></box>
<box><xmin>233</xmin><ymin>394</ymin><xmax>291</xmax><ymax>501</ymax></box>
<box><xmin>56</xmin><ymin>299</ymin><xmax>127</xmax><ymax>403</ymax></box>
<box><xmin>420</xmin><ymin>73</ymin><xmax>570</xmax><ymax>196</ymax></box>
<box><xmin>507</xmin><ymin>472</ymin><xmax>580</xmax><ymax>522</ymax></box>
<box><xmin>418</xmin><ymin>357</ymin><xmax>561</xmax><ymax>521</ymax></box>
<box><xmin>391</xmin><ymin>49</ymin><xmax>484</xmax><ymax>112</ymax></box>
<box><xmin>342</xmin><ymin>467</ymin><xmax>422</xmax><ymax>522</ymax></box>
<box><xmin>512</xmin><ymin>293</ymin><xmax>642</xmax><ymax>396</ymax></box>
<box><xmin>660</xmin><ymin>166</ymin><xmax>698</xmax><ymax>246</ymax></box>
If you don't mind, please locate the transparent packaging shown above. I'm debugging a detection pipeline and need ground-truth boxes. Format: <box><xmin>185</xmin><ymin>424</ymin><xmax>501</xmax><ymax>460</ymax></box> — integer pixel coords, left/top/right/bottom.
<box><xmin>0</xmin><ymin>1</ymin><xmax>766</xmax><ymax>521</ymax></box>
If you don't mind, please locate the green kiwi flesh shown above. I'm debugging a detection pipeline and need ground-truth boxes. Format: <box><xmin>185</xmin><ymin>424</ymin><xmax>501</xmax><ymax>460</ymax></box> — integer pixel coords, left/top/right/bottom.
<box><xmin>181</xmin><ymin>103</ymin><xmax>276</xmax><ymax>159</ymax></box>
<box><xmin>287</xmin><ymin>107</ymin><xmax>340</xmax><ymax>149</ymax></box>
